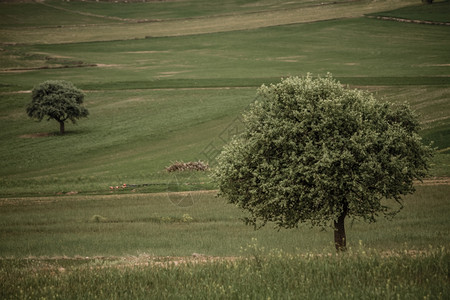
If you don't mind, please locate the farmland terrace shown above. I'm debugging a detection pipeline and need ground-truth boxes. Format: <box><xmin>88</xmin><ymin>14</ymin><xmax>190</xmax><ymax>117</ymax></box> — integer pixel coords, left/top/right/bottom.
<box><xmin>0</xmin><ymin>0</ymin><xmax>432</xmax><ymax>44</ymax></box>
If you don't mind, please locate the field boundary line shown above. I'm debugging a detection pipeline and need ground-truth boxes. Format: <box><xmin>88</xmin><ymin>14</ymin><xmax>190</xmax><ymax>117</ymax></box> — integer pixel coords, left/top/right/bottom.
<box><xmin>367</xmin><ymin>15</ymin><xmax>450</xmax><ymax>26</ymax></box>
<box><xmin>0</xmin><ymin>190</ymin><xmax>219</xmax><ymax>203</ymax></box>
<box><xmin>36</xmin><ymin>0</ymin><xmax>139</xmax><ymax>23</ymax></box>
<box><xmin>0</xmin><ymin>86</ymin><xmax>254</xmax><ymax>95</ymax></box>
<box><xmin>35</xmin><ymin>0</ymin><xmax>370</xmax><ymax>25</ymax></box>
<box><xmin>1</xmin><ymin>177</ymin><xmax>449</xmax><ymax>201</ymax></box>
<box><xmin>414</xmin><ymin>177</ymin><xmax>450</xmax><ymax>186</ymax></box>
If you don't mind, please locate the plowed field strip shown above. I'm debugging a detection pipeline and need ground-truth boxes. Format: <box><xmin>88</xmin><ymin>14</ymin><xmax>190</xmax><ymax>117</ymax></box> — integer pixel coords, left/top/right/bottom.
<box><xmin>0</xmin><ymin>0</ymin><xmax>418</xmax><ymax>44</ymax></box>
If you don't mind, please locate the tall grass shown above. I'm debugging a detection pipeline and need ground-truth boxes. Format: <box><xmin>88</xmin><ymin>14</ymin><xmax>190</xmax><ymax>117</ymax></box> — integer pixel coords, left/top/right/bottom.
<box><xmin>1</xmin><ymin>186</ymin><xmax>448</xmax><ymax>298</ymax></box>
<box><xmin>1</xmin><ymin>245</ymin><xmax>448</xmax><ymax>299</ymax></box>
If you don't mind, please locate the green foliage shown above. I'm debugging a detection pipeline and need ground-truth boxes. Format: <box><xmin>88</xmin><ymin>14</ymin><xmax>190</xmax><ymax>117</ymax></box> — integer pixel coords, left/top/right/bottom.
<box><xmin>27</xmin><ymin>80</ymin><xmax>89</xmax><ymax>134</ymax></box>
<box><xmin>214</xmin><ymin>75</ymin><xmax>433</xmax><ymax>243</ymax></box>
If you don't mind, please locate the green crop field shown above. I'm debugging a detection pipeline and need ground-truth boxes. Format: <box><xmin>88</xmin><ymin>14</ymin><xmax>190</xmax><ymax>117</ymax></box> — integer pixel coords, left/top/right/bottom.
<box><xmin>1</xmin><ymin>0</ymin><xmax>449</xmax><ymax>298</ymax></box>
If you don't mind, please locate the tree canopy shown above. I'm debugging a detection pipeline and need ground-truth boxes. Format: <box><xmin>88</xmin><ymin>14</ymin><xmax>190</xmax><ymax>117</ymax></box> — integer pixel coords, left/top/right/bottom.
<box><xmin>213</xmin><ymin>74</ymin><xmax>433</xmax><ymax>251</ymax></box>
<box><xmin>27</xmin><ymin>80</ymin><xmax>89</xmax><ymax>135</ymax></box>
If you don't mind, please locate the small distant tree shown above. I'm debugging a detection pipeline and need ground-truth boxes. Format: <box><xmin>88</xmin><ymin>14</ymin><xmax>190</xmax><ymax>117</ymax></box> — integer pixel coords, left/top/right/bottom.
<box><xmin>213</xmin><ymin>74</ymin><xmax>433</xmax><ymax>251</ymax></box>
<box><xmin>27</xmin><ymin>80</ymin><xmax>89</xmax><ymax>135</ymax></box>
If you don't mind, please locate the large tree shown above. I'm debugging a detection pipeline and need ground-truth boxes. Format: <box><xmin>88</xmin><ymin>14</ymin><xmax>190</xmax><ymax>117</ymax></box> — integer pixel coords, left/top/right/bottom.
<box><xmin>213</xmin><ymin>74</ymin><xmax>433</xmax><ymax>251</ymax></box>
<box><xmin>27</xmin><ymin>80</ymin><xmax>89</xmax><ymax>135</ymax></box>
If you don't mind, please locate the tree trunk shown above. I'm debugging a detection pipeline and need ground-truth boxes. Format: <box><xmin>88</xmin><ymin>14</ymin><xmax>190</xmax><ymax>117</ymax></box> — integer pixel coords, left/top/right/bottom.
<box><xmin>59</xmin><ymin>121</ymin><xmax>65</xmax><ymax>135</ymax></box>
<box><xmin>334</xmin><ymin>202</ymin><xmax>348</xmax><ymax>252</ymax></box>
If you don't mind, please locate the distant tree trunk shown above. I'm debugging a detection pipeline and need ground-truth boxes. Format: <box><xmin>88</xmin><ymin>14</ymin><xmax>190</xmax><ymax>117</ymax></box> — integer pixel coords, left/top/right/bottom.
<box><xmin>334</xmin><ymin>202</ymin><xmax>348</xmax><ymax>251</ymax></box>
<box><xmin>59</xmin><ymin>121</ymin><xmax>65</xmax><ymax>135</ymax></box>
<box><xmin>422</xmin><ymin>0</ymin><xmax>433</xmax><ymax>4</ymax></box>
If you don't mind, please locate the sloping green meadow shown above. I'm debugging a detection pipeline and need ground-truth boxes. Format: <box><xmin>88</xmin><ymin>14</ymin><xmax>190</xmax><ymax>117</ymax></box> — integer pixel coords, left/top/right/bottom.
<box><xmin>0</xmin><ymin>1</ymin><xmax>449</xmax><ymax>298</ymax></box>
<box><xmin>1</xmin><ymin>10</ymin><xmax>449</xmax><ymax>196</ymax></box>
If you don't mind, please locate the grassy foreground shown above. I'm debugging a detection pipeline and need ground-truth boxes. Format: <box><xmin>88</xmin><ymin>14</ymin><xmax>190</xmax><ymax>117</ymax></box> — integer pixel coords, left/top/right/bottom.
<box><xmin>1</xmin><ymin>185</ymin><xmax>449</xmax><ymax>299</ymax></box>
<box><xmin>1</xmin><ymin>186</ymin><xmax>449</xmax><ymax>258</ymax></box>
<box><xmin>1</xmin><ymin>247</ymin><xmax>448</xmax><ymax>300</ymax></box>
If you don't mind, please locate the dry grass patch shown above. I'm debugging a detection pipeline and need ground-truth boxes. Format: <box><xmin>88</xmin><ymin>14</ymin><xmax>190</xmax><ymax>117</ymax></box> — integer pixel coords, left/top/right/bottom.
<box><xmin>19</xmin><ymin>132</ymin><xmax>54</xmax><ymax>138</ymax></box>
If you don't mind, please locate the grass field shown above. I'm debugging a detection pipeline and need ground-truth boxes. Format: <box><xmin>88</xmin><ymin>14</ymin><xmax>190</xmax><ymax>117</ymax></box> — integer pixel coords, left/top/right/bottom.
<box><xmin>0</xmin><ymin>186</ymin><xmax>449</xmax><ymax>298</ymax></box>
<box><xmin>1</xmin><ymin>0</ymin><xmax>449</xmax><ymax>298</ymax></box>
<box><xmin>0</xmin><ymin>0</ymin><xmax>424</xmax><ymax>44</ymax></box>
<box><xmin>1</xmin><ymin>5</ymin><xmax>449</xmax><ymax>196</ymax></box>
<box><xmin>1</xmin><ymin>247</ymin><xmax>448</xmax><ymax>299</ymax></box>
<box><xmin>1</xmin><ymin>186</ymin><xmax>449</xmax><ymax>257</ymax></box>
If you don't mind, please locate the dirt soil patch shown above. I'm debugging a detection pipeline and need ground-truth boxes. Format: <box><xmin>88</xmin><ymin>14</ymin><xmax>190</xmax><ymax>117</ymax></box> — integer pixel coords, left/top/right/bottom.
<box><xmin>19</xmin><ymin>132</ymin><xmax>54</xmax><ymax>138</ymax></box>
<box><xmin>9</xmin><ymin>248</ymin><xmax>440</xmax><ymax>272</ymax></box>
<box><xmin>415</xmin><ymin>177</ymin><xmax>450</xmax><ymax>186</ymax></box>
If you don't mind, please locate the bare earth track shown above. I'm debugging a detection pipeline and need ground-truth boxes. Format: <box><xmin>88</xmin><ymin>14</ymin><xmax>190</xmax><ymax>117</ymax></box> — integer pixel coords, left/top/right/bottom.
<box><xmin>2</xmin><ymin>248</ymin><xmax>440</xmax><ymax>272</ymax></box>
<box><xmin>414</xmin><ymin>177</ymin><xmax>450</xmax><ymax>186</ymax></box>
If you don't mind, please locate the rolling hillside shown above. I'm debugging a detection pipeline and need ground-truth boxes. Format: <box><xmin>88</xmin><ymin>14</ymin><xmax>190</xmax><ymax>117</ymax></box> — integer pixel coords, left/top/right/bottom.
<box><xmin>0</xmin><ymin>0</ymin><xmax>449</xmax><ymax>196</ymax></box>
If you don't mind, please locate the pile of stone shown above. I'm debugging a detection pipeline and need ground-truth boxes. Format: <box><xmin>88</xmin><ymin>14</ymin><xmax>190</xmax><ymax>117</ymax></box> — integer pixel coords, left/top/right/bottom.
<box><xmin>165</xmin><ymin>161</ymin><xmax>209</xmax><ymax>172</ymax></box>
